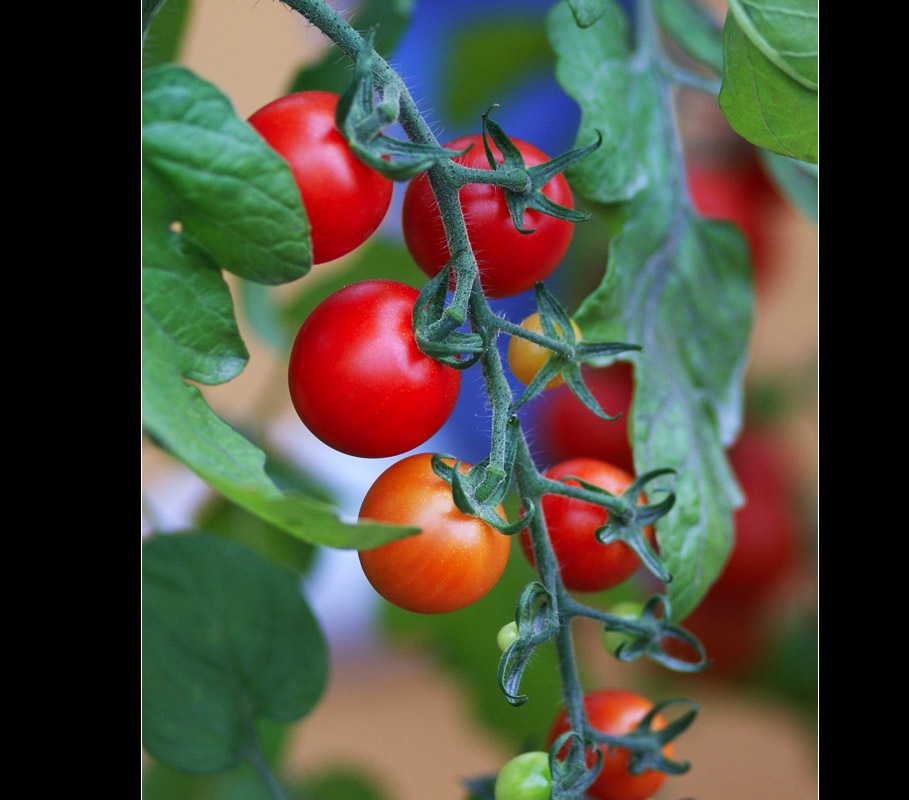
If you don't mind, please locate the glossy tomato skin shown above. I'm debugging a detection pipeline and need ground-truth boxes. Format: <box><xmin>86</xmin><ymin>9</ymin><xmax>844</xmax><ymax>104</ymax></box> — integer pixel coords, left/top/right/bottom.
<box><xmin>358</xmin><ymin>454</ymin><xmax>511</xmax><ymax>613</ymax></box>
<box><xmin>548</xmin><ymin>689</ymin><xmax>673</xmax><ymax>800</ymax></box>
<box><xmin>248</xmin><ymin>91</ymin><xmax>393</xmax><ymax>264</ymax></box>
<box><xmin>401</xmin><ymin>134</ymin><xmax>575</xmax><ymax>298</ymax></box>
<box><xmin>520</xmin><ymin>459</ymin><xmax>653</xmax><ymax>593</ymax></box>
<box><xmin>287</xmin><ymin>281</ymin><xmax>460</xmax><ymax>458</ymax></box>
<box><xmin>534</xmin><ymin>363</ymin><xmax>635</xmax><ymax>474</ymax></box>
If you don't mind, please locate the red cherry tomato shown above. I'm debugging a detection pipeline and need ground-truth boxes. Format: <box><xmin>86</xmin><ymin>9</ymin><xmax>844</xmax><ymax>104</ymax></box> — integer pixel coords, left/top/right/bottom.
<box><xmin>534</xmin><ymin>363</ymin><xmax>635</xmax><ymax>474</ymax></box>
<box><xmin>358</xmin><ymin>453</ymin><xmax>511</xmax><ymax>613</ymax></box>
<box><xmin>713</xmin><ymin>430</ymin><xmax>799</xmax><ymax>600</ymax></box>
<box><xmin>520</xmin><ymin>458</ymin><xmax>653</xmax><ymax>593</ymax></box>
<box><xmin>401</xmin><ymin>134</ymin><xmax>575</xmax><ymax>298</ymax></box>
<box><xmin>287</xmin><ymin>280</ymin><xmax>461</xmax><ymax>458</ymax></box>
<box><xmin>548</xmin><ymin>689</ymin><xmax>674</xmax><ymax>800</ymax></box>
<box><xmin>662</xmin><ymin>429</ymin><xmax>800</xmax><ymax>675</ymax></box>
<box><xmin>662</xmin><ymin>597</ymin><xmax>766</xmax><ymax>675</ymax></box>
<box><xmin>686</xmin><ymin>155</ymin><xmax>780</xmax><ymax>287</ymax></box>
<box><xmin>248</xmin><ymin>91</ymin><xmax>393</xmax><ymax>264</ymax></box>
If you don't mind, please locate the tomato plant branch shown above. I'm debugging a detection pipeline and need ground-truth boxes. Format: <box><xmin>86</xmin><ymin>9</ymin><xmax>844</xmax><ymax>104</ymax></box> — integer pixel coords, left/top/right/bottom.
<box><xmin>282</xmin><ymin>2</ymin><xmax>702</xmax><ymax>795</ymax></box>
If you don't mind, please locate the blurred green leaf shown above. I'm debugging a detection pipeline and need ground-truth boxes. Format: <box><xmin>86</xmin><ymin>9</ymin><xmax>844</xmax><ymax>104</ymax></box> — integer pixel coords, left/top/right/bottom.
<box><xmin>194</xmin><ymin>450</ymin><xmax>337</xmax><ymax>575</ymax></box>
<box><xmin>238</xmin><ymin>234</ymin><xmax>426</xmax><ymax>355</ymax></box>
<box><xmin>143</xmin><ymin>0</ymin><xmax>194</xmax><ymax>66</ymax></box>
<box><xmin>441</xmin><ymin>19</ymin><xmax>552</xmax><ymax>127</ymax></box>
<box><xmin>196</xmin><ymin>499</ymin><xmax>318</xmax><ymax>575</ymax></box>
<box><xmin>719</xmin><ymin>1</ymin><xmax>818</xmax><ymax>163</ymax></box>
<box><xmin>303</xmin><ymin>766</ymin><xmax>392</xmax><ymax>800</ymax></box>
<box><xmin>281</xmin><ymin>235</ymin><xmax>426</xmax><ymax>335</ymax></box>
<box><xmin>380</xmin><ymin>546</ymin><xmax>562</xmax><ymax>749</ymax></box>
<box><xmin>567</xmin><ymin>0</ymin><xmax>607</xmax><ymax>28</ymax></box>
<box><xmin>142</xmin><ymin>533</ymin><xmax>328</xmax><ymax>773</ymax></box>
<box><xmin>655</xmin><ymin>0</ymin><xmax>723</xmax><ymax>74</ymax></box>
<box><xmin>752</xmin><ymin>609</ymin><xmax>818</xmax><ymax>715</ymax></box>
<box><xmin>547</xmin><ymin>0</ymin><xmax>752</xmax><ymax>620</ymax></box>
<box><xmin>759</xmin><ymin>150</ymin><xmax>818</xmax><ymax>224</ymax></box>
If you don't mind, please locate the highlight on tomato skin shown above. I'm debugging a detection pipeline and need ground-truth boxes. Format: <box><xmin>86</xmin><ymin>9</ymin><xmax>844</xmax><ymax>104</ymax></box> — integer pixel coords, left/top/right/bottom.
<box><xmin>357</xmin><ymin>453</ymin><xmax>511</xmax><ymax>614</ymax></box>
<box><xmin>519</xmin><ymin>458</ymin><xmax>654</xmax><ymax>593</ymax></box>
<box><xmin>248</xmin><ymin>90</ymin><xmax>393</xmax><ymax>264</ymax></box>
<box><xmin>401</xmin><ymin>134</ymin><xmax>576</xmax><ymax>298</ymax></box>
<box><xmin>547</xmin><ymin>689</ymin><xmax>674</xmax><ymax>800</ymax></box>
<box><xmin>287</xmin><ymin>280</ymin><xmax>461</xmax><ymax>459</ymax></box>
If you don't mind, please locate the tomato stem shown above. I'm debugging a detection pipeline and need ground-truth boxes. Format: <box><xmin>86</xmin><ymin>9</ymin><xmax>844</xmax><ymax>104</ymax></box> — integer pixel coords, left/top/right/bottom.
<box><xmin>281</xmin><ymin>3</ymin><xmax>698</xmax><ymax>796</ymax></box>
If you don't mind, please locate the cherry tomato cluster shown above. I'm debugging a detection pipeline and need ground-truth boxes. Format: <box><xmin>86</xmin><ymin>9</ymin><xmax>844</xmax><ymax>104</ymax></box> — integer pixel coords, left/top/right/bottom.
<box><xmin>248</xmin><ymin>90</ymin><xmax>595</xmax><ymax>615</ymax></box>
<box><xmin>249</xmin><ymin>88</ymin><xmax>680</xmax><ymax>798</ymax></box>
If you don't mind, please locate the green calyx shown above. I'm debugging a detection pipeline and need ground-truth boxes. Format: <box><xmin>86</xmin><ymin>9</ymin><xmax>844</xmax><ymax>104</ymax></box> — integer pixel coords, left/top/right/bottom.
<box><xmin>335</xmin><ymin>33</ymin><xmax>468</xmax><ymax>180</ymax></box>
<box><xmin>478</xmin><ymin>109</ymin><xmax>600</xmax><ymax>233</ymax></box>
<box><xmin>497</xmin><ymin>582</ymin><xmax>559</xmax><ymax>706</ymax></box>
<box><xmin>509</xmin><ymin>283</ymin><xmax>641</xmax><ymax>412</ymax></box>
<box><xmin>591</xmin><ymin>698</ymin><xmax>698</xmax><ymax>777</ymax></box>
<box><xmin>597</xmin><ymin>595</ymin><xmax>710</xmax><ymax>673</ymax></box>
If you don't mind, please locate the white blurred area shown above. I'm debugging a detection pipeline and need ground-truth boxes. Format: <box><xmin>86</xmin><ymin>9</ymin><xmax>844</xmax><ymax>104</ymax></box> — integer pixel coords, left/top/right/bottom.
<box><xmin>141</xmin><ymin>402</ymin><xmax>466</xmax><ymax>654</ymax></box>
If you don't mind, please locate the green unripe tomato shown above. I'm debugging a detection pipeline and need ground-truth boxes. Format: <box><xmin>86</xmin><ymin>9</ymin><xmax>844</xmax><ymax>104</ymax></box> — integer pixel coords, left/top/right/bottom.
<box><xmin>601</xmin><ymin>600</ymin><xmax>644</xmax><ymax>655</ymax></box>
<box><xmin>494</xmin><ymin>751</ymin><xmax>551</xmax><ymax>800</ymax></box>
<box><xmin>497</xmin><ymin>621</ymin><xmax>519</xmax><ymax>652</ymax></box>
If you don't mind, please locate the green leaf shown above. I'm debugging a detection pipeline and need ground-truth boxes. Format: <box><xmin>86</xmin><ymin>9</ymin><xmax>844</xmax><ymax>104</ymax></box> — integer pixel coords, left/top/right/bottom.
<box><xmin>142</xmin><ymin>210</ymin><xmax>249</xmax><ymax>386</ymax></box>
<box><xmin>718</xmin><ymin>2</ymin><xmax>818</xmax><ymax>164</ymax></box>
<box><xmin>142</xmin><ymin>310</ymin><xmax>418</xmax><ymax>549</ymax></box>
<box><xmin>142</xmin><ymin>64</ymin><xmax>312</xmax><ymax>284</ymax></box>
<box><xmin>143</xmin><ymin>0</ymin><xmax>194</xmax><ymax>66</ymax></box>
<box><xmin>142</xmin><ymin>532</ymin><xmax>328</xmax><ymax>773</ymax></box>
<box><xmin>728</xmin><ymin>0</ymin><xmax>818</xmax><ymax>89</ymax></box>
<box><xmin>655</xmin><ymin>0</ymin><xmax>723</xmax><ymax>74</ymax></box>
<box><xmin>759</xmin><ymin>150</ymin><xmax>818</xmax><ymax>224</ymax></box>
<box><xmin>547</xmin><ymin>1</ymin><xmax>751</xmax><ymax>620</ymax></box>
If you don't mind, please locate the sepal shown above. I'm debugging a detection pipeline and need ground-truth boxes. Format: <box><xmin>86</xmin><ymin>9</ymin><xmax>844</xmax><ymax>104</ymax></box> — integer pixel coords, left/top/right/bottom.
<box><xmin>593</xmin><ymin>698</ymin><xmax>698</xmax><ymax>777</ymax></box>
<box><xmin>548</xmin><ymin>731</ymin><xmax>604</xmax><ymax>799</ymax></box>
<box><xmin>335</xmin><ymin>33</ymin><xmax>468</xmax><ymax>180</ymax></box>
<box><xmin>593</xmin><ymin>469</ymin><xmax>677</xmax><ymax>583</ymax></box>
<box><xmin>412</xmin><ymin>259</ymin><xmax>485</xmax><ymax>368</ymax></box>
<box><xmin>480</xmin><ymin>110</ymin><xmax>598</xmax><ymax>233</ymax></box>
<box><xmin>609</xmin><ymin>595</ymin><xmax>711</xmax><ymax>673</ymax></box>
<box><xmin>496</xmin><ymin>582</ymin><xmax>559</xmax><ymax>706</ymax></box>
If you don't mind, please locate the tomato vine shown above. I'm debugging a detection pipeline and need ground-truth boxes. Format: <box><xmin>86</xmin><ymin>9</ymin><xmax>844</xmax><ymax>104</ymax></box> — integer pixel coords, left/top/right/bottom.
<box><xmin>142</xmin><ymin>1</ymin><xmax>817</xmax><ymax>798</ymax></box>
<box><xmin>271</xmin><ymin>1</ymin><xmax>703</xmax><ymax>796</ymax></box>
